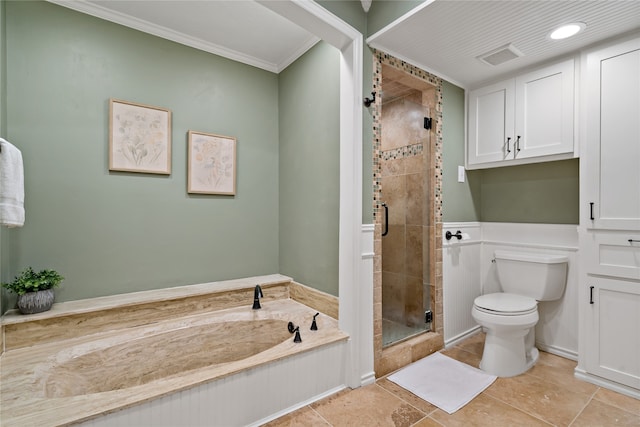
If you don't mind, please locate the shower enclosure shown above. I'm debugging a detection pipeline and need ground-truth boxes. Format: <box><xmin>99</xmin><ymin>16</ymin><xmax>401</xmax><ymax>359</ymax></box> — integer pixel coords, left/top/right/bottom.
<box><xmin>380</xmin><ymin>64</ymin><xmax>436</xmax><ymax>347</ymax></box>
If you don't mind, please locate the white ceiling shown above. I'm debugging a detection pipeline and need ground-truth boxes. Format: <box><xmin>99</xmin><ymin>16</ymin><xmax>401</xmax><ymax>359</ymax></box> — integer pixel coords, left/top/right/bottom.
<box><xmin>368</xmin><ymin>0</ymin><xmax>640</xmax><ymax>89</ymax></box>
<box><xmin>50</xmin><ymin>0</ymin><xmax>640</xmax><ymax>88</ymax></box>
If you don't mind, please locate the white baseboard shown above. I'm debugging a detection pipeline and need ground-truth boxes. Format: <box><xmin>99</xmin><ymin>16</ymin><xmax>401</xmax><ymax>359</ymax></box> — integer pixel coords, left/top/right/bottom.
<box><xmin>248</xmin><ymin>385</ymin><xmax>347</xmax><ymax>427</ymax></box>
<box><xmin>574</xmin><ymin>368</ymin><xmax>640</xmax><ymax>400</ymax></box>
<box><xmin>444</xmin><ymin>326</ymin><xmax>482</xmax><ymax>348</ymax></box>
<box><xmin>536</xmin><ymin>342</ymin><xmax>578</xmax><ymax>361</ymax></box>
<box><xmin>361</xmin><ymin>371</ymin><xmax>376</xmax><ymax>386</ymax></box>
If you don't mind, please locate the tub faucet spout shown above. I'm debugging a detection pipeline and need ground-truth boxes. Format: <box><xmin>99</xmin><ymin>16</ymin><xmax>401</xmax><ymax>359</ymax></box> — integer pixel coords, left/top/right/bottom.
<box><xmin>252</xmin><ymin>285</ymin><xmax>263</xmax><ymax>309</ymax></box>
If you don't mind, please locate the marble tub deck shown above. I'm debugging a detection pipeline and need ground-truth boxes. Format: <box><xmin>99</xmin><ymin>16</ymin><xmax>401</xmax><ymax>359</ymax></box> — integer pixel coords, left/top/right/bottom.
<box><xmin>1</xmin><ymin>298</ymin><xmax>347</xmax><ymax>426</ymax></box>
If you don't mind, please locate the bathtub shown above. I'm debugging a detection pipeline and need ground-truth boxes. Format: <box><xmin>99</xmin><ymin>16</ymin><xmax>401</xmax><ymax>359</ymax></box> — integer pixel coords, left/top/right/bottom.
<box><xmin>1</xmin><ymin>298</ymin><xmax>348</xmax><ymax>426</ymax></box>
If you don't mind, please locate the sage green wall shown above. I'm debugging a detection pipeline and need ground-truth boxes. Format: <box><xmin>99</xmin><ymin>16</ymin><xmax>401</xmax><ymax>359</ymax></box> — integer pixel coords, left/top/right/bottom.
<box><xmin>439</xmin><ymin>82</ymin><xmax>578</xmax><ymax>224</ymax></box>
<box><xmin>367</xmin><ymin>0</ymin><xmax>426</xmax><ymax>36</ymax></box>
<box><xmin>317</xmin><ymin>0</ymin><xmax>375</xmax><ymax>224</ymax></box>
<box><xmin>478</xmin><ymin>159</ymin><xmax>579</xmax><ymax>224</ymax></box>
<box><xmin>441</xmin><ymin>80</ymin><xmax>481</xmax><ymax>222</ymax></box>
<box><xmin>278</xmin><ymin>42</ymin><xmax>340</xmax><ymax>296</ymax></box>
<box><xmin>318</xmin><ymin>0</ymin><xmax>366</xmax><ymax>34</ymax></box>
<box><xmin>1</xmin><ymin>0</ymin><xmax>579</xmax><ymax>314</ymax></box>
<box><xmin>4</xmin><ymin>1</ymin><xmax>280</xmax><ymax>303</ymax></box>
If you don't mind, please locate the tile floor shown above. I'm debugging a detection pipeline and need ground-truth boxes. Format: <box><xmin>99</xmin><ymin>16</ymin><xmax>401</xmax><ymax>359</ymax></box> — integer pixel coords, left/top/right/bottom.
<box><xmin>264</xmin><ymin>333</ymin><xmax>640</xmax><ymax>427</ymax></box>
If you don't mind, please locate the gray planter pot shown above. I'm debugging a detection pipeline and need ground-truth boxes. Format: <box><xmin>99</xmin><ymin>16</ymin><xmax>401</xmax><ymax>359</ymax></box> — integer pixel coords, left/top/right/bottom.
<box><xmin>17</xmin><ymin>289</ymin><xmax>55</xmax><ymax>314</ymax></box>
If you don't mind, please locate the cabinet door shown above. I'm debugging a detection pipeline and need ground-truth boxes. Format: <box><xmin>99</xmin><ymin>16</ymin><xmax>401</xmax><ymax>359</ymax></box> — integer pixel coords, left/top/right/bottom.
<box><xmin>582</xmin><ymin>231</ymin><xmax>640</xmax><ymax>280</ymax></box>
<box><xmin>468</xmin><ymin>79</ymin><xmax>515</xmax><ymax>165</ymax></box>
<box><xmin>585</xmin><ymin>39</ymin><xmax>640</xmax><ymax>230</ymax></box>
<box><xmin>585</xmin><ymin>276</ymin><xmax>640</xmax><ymax>389</ymax></box>
<box><xmin>514</xmin><ymin>59</ymin><xmax>575</xmax><ymax>159</ymax></box>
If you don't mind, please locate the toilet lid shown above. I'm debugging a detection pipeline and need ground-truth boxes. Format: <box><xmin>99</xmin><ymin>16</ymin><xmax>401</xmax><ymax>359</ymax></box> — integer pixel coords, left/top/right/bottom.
<box><xmin>474</xmin><ymin>293</ymin><xmax>537</xmax><ymax>314</ymax></box>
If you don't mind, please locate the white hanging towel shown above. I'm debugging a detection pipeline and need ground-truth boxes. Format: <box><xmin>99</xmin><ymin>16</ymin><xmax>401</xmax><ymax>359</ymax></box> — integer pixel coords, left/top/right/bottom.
<box><xmin>0</xmin><ymin>138</ymin><xmax>25</xmax><ymax>227</ymax></box>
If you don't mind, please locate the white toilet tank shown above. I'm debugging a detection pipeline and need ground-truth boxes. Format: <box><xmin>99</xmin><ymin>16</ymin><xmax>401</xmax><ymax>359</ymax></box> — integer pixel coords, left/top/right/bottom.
<box><xmin>494</xmin><ymin>250</ymin><xmax>568</xmax><ymax>301</ymax></box>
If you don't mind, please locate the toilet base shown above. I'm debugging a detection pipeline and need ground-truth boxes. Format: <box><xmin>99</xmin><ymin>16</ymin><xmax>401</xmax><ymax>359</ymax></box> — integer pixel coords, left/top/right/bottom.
<box><xmin>479</xmin><ymin>328</ymin><xmax>539</xmax><ymax>377</ymax></box>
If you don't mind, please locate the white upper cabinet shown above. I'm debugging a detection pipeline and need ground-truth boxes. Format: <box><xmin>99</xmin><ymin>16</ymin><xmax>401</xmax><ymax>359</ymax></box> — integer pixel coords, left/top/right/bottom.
<box><xmin>514</xmin><ymin>60</ymin><xmax>575</xmax><ymax>159</ymax></box>
<box><xmin>467</xmin><ymin>59</ymin><xmax>576</xmax><ymax>169</ymax></box>
<box><xmin>584</xmin><ymin>38</ymin><xmax>640</xmax><ymax>230</ymax></box>
<box><xmin>468</xmin><ymin>79</ymin><xmax>515</xmax><ymax>164</ymax></box>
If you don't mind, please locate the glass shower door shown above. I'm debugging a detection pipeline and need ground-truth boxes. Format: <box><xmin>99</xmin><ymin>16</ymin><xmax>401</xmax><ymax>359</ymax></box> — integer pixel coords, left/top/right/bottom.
<box><xmin>380</xmin><ymin>95</ymin><xmax>432</xmax><ymax>347</ymax></box>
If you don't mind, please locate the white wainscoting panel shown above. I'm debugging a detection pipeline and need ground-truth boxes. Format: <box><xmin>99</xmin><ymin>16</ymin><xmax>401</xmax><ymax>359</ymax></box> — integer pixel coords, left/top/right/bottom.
<box><xmin>481</xmin><ymin>223</ymin><xmax>579</xmax><ymax>359</ymax></box>
<box><xmin>443</xmin><ymin>223</ymin><xmax>482</xmax><ymax>346</ymax></box>
<box><xmin>359</xmin><ymin>224</ymin><xmax>376</xmax><ymax>386</ymax></box>
<box><xmin>442</xmin><ymin>222</ymin><xmax>579</xmax><ymax>358</ymax></box>
<box><xmin>78</xmin><ymin>341</ymin><xmax>347</xmax><ymax>427</ymax></box>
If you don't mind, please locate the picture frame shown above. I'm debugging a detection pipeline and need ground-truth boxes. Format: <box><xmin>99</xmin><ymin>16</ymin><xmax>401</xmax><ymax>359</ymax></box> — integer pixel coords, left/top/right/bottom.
<box><xmin>188</xmin><ymin>130</ymin><xmax>237</xmax><ymax>195</ymax></box>
<box><xmin>109</xmin><ymin>98</ymin><xmax>172</xmax><ymax>174</ymax></box>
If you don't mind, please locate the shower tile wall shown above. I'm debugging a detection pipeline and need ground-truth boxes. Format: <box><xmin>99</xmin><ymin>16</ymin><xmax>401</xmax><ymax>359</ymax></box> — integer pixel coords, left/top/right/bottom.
<box><xmin>381</xmin><ymin>90</ymin><xmax>434</xmax><ymax>327</ymax></box>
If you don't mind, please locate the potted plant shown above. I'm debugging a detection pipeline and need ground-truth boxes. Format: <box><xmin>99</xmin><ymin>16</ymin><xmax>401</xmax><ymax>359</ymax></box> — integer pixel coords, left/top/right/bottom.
<box><xmin>2</xmin><ymin>267</ymin><xmax>64</xmax><ymax>314</ymax></box>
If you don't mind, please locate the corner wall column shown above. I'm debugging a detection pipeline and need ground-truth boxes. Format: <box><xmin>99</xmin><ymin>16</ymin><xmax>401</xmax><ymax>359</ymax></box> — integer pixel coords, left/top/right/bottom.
<box><xmin>258</xmin><ymin>0</ymin><xmax>372</xmax><ymax>389</ymax></box>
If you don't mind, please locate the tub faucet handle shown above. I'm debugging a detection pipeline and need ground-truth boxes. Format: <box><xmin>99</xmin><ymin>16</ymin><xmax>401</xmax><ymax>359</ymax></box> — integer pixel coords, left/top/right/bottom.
<box><xmin>287</xmin><ymin>322</ymin><xmax>302</xmax><ymax>342</ymax></box>
<box><xmin>252</xmin><ymin>285</ymin><xmax>263</xmax><ymax>310</ymax></box>
<box><xmin>310</xmin><ymin>312</ymin><xmax>319</xmax><ymax>330</ymax></box>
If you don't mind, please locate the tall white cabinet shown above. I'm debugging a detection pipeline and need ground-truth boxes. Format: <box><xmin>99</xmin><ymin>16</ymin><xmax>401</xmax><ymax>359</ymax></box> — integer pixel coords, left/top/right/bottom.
<box><xmin>577</xmin><ymin>36</ymin><xmax>640</xmax><ymax>397</ymax></box>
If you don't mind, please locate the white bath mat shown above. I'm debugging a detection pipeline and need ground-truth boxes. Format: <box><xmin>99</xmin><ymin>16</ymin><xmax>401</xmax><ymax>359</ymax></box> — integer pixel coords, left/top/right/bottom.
<box><xmin>387</xmin><ymin>352</ymin><xmax>496</xmax><ymax>414</ymax></box>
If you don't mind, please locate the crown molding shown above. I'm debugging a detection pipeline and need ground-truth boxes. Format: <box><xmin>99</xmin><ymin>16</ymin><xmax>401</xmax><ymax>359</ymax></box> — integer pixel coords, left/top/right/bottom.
<box><xmin>46</xmin><ymin>0</ymin><xmax>284</xmax><ymax>73</ymax></box>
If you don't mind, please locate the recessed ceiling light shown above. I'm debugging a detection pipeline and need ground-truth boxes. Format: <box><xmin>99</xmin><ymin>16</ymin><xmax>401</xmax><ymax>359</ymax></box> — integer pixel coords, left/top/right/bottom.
<box><xmin>549</xmin><ymin>22</ymin><xmax>586</xmax><ymax>40</ymax></box>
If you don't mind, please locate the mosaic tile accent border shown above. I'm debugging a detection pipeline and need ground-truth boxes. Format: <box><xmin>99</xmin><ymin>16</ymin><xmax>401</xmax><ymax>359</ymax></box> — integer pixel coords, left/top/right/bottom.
<box><xmin>381</xmin><ymin>143</ymin><xmax>423</xmax><ymax>161</ymax></box>
<box><xmin>372</xmin><ymin>50</ymin><xmax>445</xmax><ymax>374</ymax></box>
<box><xmin>372</xmin><ymin>50</ymin><xmax>443</xmax><ymax>221</ymax></box>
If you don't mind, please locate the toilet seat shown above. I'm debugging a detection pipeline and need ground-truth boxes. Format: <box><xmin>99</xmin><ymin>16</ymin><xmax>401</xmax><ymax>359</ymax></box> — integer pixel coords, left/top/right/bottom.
<box><xmin>474</xmin><ymin>293</ymin><xmax>537</xmax><ymax>316</ymax></box>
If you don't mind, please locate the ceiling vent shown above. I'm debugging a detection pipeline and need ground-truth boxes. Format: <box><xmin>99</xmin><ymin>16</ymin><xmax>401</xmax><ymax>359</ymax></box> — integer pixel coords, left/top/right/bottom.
<box><xmin>477</xmin><ymin>44</ymin><xmax>524</xmax><ymax>66</ymax></box>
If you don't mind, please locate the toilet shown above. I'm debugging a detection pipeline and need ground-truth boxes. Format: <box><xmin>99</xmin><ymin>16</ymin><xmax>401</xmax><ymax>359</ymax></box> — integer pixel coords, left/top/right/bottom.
<box><xmin>471</xmin><ymin>250</ymin><xmax>568</xmax><ymax>377</ymax></box>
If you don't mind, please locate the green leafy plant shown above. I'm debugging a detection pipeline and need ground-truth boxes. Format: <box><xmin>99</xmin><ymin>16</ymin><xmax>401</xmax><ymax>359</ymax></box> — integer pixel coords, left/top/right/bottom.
<box><xmin>2</xmin><ymin>267</ymin><xmax>64</xmax><ymax>296</ymax></box>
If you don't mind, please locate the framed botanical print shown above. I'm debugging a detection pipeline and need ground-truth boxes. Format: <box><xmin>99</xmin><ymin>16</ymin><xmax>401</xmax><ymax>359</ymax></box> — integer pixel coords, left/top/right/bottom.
<box><xmin>187</xmin><ymin>130</ymin><xmax>237</xmax><ymax>195</ymax></box>
<box><xmin>109</xmin><ymin>99</ymin><xmax>172</xmax><ymax>174</ymax></box>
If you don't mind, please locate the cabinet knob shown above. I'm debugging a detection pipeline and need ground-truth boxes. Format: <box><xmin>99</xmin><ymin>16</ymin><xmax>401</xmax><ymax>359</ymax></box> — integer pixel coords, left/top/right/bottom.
<box><xmin>505</xmin><ymin>137</ymin><xmax>511</xmax><ymax>154</ymax></box>
<box><xmin>516</xmin><ymin>135</ymin><xmax>521</xmax><ymax>152</ymax></box>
